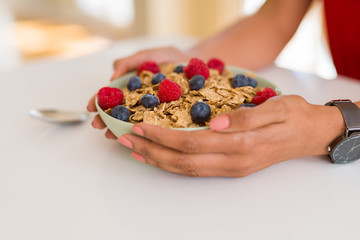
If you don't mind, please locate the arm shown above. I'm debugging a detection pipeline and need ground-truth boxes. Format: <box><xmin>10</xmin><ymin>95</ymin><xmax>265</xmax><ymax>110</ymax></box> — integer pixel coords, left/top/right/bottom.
<box><xmin>108</xmin><ymin>0</ymin><xmax>314</xmax><ymax>80</ymax></box>
<box><xmin>188</xmin><ymin>0</ymin><xmax>314</xmax><ymax>69</ymax></box>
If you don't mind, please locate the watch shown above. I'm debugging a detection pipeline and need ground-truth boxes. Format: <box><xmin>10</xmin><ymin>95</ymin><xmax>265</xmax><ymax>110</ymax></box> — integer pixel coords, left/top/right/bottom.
<box><xmin>325</xmin><ymin>99</ymin><xmax>360</xmax><ymax>164</ymax></box>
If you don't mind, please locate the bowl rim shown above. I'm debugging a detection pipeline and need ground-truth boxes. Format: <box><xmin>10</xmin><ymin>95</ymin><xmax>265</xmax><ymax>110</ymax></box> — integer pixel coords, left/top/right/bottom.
<box><xmin>95</xmin><ymin>65</ymin><xmax>281</xmax><ymax>131</ymax></box>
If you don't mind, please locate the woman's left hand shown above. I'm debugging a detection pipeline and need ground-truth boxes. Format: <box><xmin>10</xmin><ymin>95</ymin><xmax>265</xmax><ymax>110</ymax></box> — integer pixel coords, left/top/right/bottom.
<box><xmin>87</xmin><ymin>46</ymin><xmax>190</xmax><ymax>139</ymax></box>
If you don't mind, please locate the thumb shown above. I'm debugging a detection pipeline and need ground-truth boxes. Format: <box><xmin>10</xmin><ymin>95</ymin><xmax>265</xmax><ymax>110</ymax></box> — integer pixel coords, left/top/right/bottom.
<box><xmin>209</xmin><ymin>96</ymin><xmax>288</xmax><ymax>132</ymax></box>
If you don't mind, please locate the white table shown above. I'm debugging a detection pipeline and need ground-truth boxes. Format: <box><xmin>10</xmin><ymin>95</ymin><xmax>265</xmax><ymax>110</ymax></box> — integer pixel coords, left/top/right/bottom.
<box><xmin>1</xmin><ymin>36</ymin><xmax>360</xmax><ymax>240</ymax></box>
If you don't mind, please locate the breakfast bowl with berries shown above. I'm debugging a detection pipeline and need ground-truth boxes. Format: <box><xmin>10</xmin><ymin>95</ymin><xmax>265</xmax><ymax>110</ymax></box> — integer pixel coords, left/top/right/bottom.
<box><xmin>95</xmin><ymin>58</ymin><xmax>281</xmax><ymax>138</ymax></box>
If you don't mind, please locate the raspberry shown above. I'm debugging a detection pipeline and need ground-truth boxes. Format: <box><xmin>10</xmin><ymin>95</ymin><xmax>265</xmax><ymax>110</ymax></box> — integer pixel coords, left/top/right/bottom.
<box><xmin>97</xmin><ymin>87</ymin><xmax>124</xmax><ymax>110</ymax></box>
<box><xmin>252</xmin><ymin>87</ymin><xmax>277</xmax><ymax>105</ymax></box>
<box><xmin>183</xmin><ymin>58</ymin><xmax>209</xmax><ymax>80</ymax></box>
<box><xmin>207</xmin><ymin>58</ymin><xmax>225</xmax><ymax>74</ymax></box>
<box><xmin>157</xmin><ymin>79</ymin><xmax>182</xmax><ymax>103</ymax></box>
<box><xmin>137</xmin><ymin>61</ymin><xmax>160</xmax><ymax>75</ymax></box>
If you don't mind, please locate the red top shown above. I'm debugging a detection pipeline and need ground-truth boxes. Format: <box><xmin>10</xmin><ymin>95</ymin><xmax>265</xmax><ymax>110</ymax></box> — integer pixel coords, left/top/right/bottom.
<box><xmin>324</xmin><ymin>0</ymin><xmax>360</xmax><ymax>80</ymax></box>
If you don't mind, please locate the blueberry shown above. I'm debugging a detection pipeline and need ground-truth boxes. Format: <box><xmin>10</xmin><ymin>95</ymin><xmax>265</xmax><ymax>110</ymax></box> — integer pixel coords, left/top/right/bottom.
<box><xmin>151</xmin><ymin>73</ymin><xmax>166</xmax><ymax>85</ymax></box>
<box><xmin>231</xmin><ymin>74</ymin><xmax>249</xmax><ymax>88</ymax></box>
<box><xmin>190</xmin><ymin>102</ymin><xmax>211</xmax><ymax>123</ymax></box>
<box><xmin>127</xmin><ymin>76</ymin><xmax>142</xmax><ymax>91</ymax></box>
<box><xmin>240</xmin><ymin>103</ymin><xmax>256</xmax><ymax>108</ymax></box>
<box><xmin>173</xmin><ymin>65</ymin><xmax>184</xmax><ymax>73</ymax></box>
<box><xmin>110</xmin><ymin>105</ymin><xmax>130</xmax><ymax>122</ymax></box>
<box><xmin>189</xmin><ymin>75</ymin><xmax>205</xmax><ymax>90</ymax></box>
<box><xmin>247</xmin><ymin>77</ymin><xmax>258</xmax><ymax>88</ymax></box>
<box><xmin>140</xmin><ymin>94</ymin><xmax>159</xmax><ymax>108</ymax></box>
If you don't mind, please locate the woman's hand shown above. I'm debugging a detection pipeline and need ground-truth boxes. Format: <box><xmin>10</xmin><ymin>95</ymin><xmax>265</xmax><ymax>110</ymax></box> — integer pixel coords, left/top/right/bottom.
<box><xmin>118</xmin><ymin>95</ymin><xmax>345</xmax><ymax>177</ymax></box>
<box><xmin>87</xmin><ymin>46</ymin><xmax>190</xmax><ymax>139</ymax></box>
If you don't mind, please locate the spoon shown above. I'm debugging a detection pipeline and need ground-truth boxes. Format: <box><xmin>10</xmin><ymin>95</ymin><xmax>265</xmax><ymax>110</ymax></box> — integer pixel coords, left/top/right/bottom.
<box><xmin>28</xmin><ymin>109</ymin><xmax>89</xmax><ymax>124</ymax></box>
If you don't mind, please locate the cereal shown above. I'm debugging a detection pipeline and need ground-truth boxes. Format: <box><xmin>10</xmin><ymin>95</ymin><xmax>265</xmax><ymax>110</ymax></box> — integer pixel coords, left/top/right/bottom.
<box><xmin>116</xmin><ymin>63</ymin><xmax>260</xmax><ymax>128</ymax></box>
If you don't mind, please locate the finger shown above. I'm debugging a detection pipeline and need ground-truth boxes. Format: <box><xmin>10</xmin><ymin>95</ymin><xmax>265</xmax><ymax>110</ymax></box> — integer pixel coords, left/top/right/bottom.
<box><xmin>132</xmin><ymin>149</ymin><xmax>276</xmax><ymax>178</ymax></box>
<box><xmin>87</xmin><ymin>94</ymin><xmax>97</xmax><ymax>112</ymax></box>
<box><xmin>111</xmin><ymin>60</ymin><xmax>135</xmax><ymax>81</ymax></box>
<box><xmin>209</xmin><ymin>95</ymin><xmax>288</xmax><ymax>132</ymax></box>
<box><xmin>131</xmin><ymin>151</ymin><xmax>209</xmax><ymax>177</ymax></box>
<box><xmin>119</xmin><ymin>134</ymin><xmax>228</xmax><ymax>176</ymax></box>
<box><xmin>111</xmin><ymin>47</ymin><xmax>189</xmax><ymax>80</ymax></box>
<box><xmin>123</xmin><ymin>127</ymin><xmax>288</xmax><ymax>177</ymax></box>
<box><xmin>138</xmin><ymin>47</ymin><xmax>189</xmax><ymax>64</ymax></box>
<box><xmin>112</xmin><ymin>55</ymin><xmax>146</xmax><ymax>80</ymax></box>
<box><xmin>91</xmin><ymin>114</ymin><xmax>106</xmax><ymax>129</ymax></box>
<box><xmin>131</xmin><ymin>123</ymin><xmax>261</xmax><ymax>154</ymax></box>
<box><xmin>105</xmin><ymin>129</ymin><xmax>117</xmax><ymax>140</ymax></box>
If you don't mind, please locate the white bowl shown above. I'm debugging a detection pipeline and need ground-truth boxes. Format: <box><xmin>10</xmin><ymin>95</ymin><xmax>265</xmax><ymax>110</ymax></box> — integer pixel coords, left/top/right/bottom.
<box><xmin>96</xmin><ymin>66</ymin><xmax>281</xmax><ymax>138</ymax></box>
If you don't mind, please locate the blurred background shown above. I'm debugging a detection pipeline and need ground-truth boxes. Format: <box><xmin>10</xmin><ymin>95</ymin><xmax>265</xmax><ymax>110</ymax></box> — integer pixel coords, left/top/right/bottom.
<box><xmin>0</xmin><ymin>0</ymin><xmax>336</xmax><ymax>78</ymax></box>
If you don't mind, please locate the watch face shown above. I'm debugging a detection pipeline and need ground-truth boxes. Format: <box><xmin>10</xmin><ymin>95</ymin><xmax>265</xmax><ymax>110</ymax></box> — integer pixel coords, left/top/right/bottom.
<box><xmin>331</xmin><ymin>133</ymin><xmax>360</xmax><ymax>164</ymax></box>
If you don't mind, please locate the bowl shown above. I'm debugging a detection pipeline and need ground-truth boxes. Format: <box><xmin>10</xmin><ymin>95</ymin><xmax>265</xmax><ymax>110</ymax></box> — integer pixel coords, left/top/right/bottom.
<box><xmin>95</xmin><ymin>66</ymin><xmax>281</xmax><ymax>138</ymax></box>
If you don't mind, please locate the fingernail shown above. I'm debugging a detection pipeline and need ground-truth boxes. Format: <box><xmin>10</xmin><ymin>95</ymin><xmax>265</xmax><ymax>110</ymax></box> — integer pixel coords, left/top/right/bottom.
<box><xmin>132</xmin><ymin>126</ymin><xmax>144</xmax><ymax>136</ymax></box>
<box><xmin>209</xmin><ymin>115</ymin><xmax>230</xmax><ymax>131</ymax></box>
<box><xmin>118</xmin><ymin>136</ymin><xmax>133</xmax><ymax>148</ymax></box>
<box><xmin>131</xmin><ymin>152</ymin><xmax>146</xmax><ymax>163</ymax></box>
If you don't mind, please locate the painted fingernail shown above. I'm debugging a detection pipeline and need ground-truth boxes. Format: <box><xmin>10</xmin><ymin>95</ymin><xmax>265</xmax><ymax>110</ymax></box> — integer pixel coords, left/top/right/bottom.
<box><xmin>209</xmin><ymin>115</ymin><xmax>230</xmax><ymax>130</ymax></box>
<box><xmin>131</xmin><ymin>152</ymin><xmax>146</xmax><ymax>163</ymax></box>
<box><xmin>132</xmin><ymin>126</ymin><xmax>144</xmax><ymax>136</ymax></box>
<box><xmin>118</xmin><ymin>136</ymin><xmax>133</xmax><ymax>148</ymax></box>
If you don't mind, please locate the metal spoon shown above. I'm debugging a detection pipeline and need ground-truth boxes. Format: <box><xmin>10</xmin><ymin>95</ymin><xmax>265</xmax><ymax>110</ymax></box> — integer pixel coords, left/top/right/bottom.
<box><xmin>28</xmin><ymin>109</ymin><xmax>89</xmax><ymax>124</ymax></box>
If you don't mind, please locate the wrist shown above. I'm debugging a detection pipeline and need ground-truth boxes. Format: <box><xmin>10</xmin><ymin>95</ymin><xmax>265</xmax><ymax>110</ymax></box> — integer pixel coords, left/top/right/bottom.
<box><xmin>314</xmin><ymin>105</ymin><xmax>345</xmax><ymax>155</ymax></box>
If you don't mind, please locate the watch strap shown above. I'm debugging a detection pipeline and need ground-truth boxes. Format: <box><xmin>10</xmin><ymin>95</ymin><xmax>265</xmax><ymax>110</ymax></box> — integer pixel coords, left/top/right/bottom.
<box><xmin>328</xmin><ymin>101</ymin><xmax>360</xmax><ymax>136</ymax></box>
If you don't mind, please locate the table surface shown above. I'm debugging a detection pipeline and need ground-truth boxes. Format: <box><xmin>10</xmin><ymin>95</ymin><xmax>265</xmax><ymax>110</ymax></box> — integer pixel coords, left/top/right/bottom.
<box><xmin>1</xmin><ymin>36</ymin><xmax>360</xmax><ymax>240</ymax></box>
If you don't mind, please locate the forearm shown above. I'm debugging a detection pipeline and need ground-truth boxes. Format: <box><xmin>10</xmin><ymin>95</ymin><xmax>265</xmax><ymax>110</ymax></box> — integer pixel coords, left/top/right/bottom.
<box><xmin>186</xmin><ymin>0</ymin><xmax>313</xmax><ymax>70</ymax></box>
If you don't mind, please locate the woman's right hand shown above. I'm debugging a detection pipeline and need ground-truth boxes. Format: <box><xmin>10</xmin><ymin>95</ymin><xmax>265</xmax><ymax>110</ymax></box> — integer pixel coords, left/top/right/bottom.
<box><xmin>86</xmin><ymin>46</ymin><xmax>191</xmax><ymax>139</ymax></box>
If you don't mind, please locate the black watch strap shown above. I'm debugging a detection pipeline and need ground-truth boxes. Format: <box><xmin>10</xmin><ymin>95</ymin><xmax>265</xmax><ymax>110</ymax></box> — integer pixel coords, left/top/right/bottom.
<box><xmin>326</xmin><ymin>100</ymin><xmax>360</xmax><ymax>136</ymax></box>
